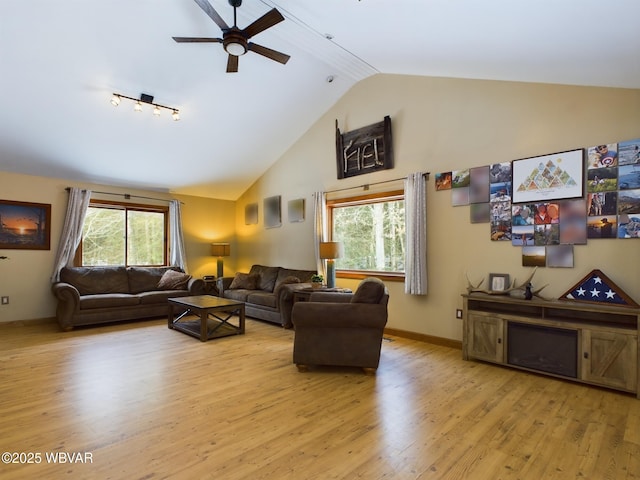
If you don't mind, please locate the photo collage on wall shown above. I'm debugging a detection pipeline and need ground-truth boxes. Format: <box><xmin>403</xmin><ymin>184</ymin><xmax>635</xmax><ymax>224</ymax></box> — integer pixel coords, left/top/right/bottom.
<box><xmin>435</xmin><ymin>137</ymin><xmax>640</xmax><ymax>268</ymax></box>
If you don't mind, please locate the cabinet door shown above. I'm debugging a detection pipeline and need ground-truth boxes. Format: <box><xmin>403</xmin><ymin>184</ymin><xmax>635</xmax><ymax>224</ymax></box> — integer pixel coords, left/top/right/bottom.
<box><xmin>581</xmin><ymin>330</ymin><xmax>637</xmax><ymax>392</ymax></box>
<box><xmin>468</xmin><ymin>313</ymin><xmax>504</xmax><ymax>363</ymax></box>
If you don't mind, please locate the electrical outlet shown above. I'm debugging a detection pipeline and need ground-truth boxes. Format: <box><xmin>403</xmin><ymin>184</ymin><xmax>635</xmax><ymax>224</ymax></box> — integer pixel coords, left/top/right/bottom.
<box><xmin>1</xmin><ymin>296</ymin><xmax>8</xmax><ymax>305</ymax></box>
<box><xmin>456</xmin><ymin>309</ymin><xmax>463</xmax><ymax>319</ymax></box>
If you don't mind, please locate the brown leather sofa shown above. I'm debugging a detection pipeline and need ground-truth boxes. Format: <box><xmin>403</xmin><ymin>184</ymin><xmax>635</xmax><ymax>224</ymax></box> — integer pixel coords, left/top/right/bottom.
<box><xmin>291</xmin><ymin>277</ymin><xmax>389</xmax><ymax>374</ymax></box>
<box><xmin>52</xmin><ymin>266</ymin><xmax>204</xmax><ymax>330</ymax></box>
<box><xmin>217</xmin><ymin>264</ymin><xmax>317</xmax><ymax>328</ymax></box>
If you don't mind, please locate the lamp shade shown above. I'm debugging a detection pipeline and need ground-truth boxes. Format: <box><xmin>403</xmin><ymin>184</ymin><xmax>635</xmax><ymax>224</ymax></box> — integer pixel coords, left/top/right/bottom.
<box><xmin>211</xmin><ymin>243</ymin><xmax>231</xmax><ymax>257</ymax></box>
<box><xmin>319</xmin><ymin>241</ymin><xmax>343</xmax><ymax>259</ymax></box>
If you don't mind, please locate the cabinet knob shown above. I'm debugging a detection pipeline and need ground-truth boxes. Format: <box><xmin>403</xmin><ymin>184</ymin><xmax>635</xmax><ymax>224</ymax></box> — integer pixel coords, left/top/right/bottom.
<box><xmin>498</xmin><ymin>338</ymin><xmax>502</xmax><ymax>344</ymax></box>
<box><xmin>583</xmin><ymin>352</ymin><xmax>589</xmax><ymax>359</ymax></box>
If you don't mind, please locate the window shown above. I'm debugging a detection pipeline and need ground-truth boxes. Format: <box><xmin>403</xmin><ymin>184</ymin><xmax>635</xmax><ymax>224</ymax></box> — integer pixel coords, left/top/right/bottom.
<box><xmin>77</xmin><ymin>200</ymin><xmax>168</xmax><ymax>267</ymax></box>
<box><xmin>327</xmin><ymin>190</ymin><xmax>405</xmax><ymax>281</ymax></box>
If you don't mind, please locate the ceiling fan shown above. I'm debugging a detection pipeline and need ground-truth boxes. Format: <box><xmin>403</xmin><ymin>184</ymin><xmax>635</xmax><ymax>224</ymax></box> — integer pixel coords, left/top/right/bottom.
<box><xmin>173</xmin><ymin>0</ymin><xmax>290</xmax><ymax>73</ymax></box>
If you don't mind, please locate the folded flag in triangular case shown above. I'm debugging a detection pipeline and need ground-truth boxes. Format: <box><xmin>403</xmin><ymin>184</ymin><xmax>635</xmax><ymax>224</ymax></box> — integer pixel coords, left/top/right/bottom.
<box><xmin>559</xmin><ymin>269</ymin><xmax>638</xmax><ymax>307</ymax></box>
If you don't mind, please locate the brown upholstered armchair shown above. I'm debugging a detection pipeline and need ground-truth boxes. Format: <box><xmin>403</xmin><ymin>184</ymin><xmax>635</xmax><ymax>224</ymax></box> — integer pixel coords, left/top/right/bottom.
<box><xmin>291</xmin><ymin>277</ymin><xmax>389</xmax><ymax>374</ymax></box>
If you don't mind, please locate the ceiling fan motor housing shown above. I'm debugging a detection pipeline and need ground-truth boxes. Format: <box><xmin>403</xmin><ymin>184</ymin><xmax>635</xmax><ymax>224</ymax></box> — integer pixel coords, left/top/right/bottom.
<box><xmin>229</xmin><ymin>0</ymin><xmax>242</xmax><ymax>7</ymax></box>
<box><xmin>223</xmin><ymin>29</ymin><xmax>248</xmax><ymax>56</ymax></box>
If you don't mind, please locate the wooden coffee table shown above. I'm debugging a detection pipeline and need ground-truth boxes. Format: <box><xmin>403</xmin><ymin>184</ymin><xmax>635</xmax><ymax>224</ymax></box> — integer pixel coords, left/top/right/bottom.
<box><xmin>168</xmin><ymin>295</ymin><xmax>245</xmax><ymax>342</ymax></box>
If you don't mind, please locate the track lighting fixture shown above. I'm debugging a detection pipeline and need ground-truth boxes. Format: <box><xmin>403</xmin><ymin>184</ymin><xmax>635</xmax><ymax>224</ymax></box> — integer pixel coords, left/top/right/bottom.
<box><xmin>110</xmin><ymin>93</ymin><xmax>180</xmax><ymax>121</ymax></box>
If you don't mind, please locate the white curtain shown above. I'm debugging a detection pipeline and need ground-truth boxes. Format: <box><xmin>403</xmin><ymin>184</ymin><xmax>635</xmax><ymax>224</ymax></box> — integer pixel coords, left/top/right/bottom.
<box><xmin>404</xmin><ymin>172</ymin><xmax>428</xmax><ymax>295</ymax></box>
<box><xmin>169</xmin><ymin>200</ymin><xmax>188</xmax><ymax>272</ymax></box>
<box><xmin>313</xmin><ymin>191</ymin><xmax>327</xmax><ymax>277</ymax></box>
<box><xmin>50</xmin><ymin>188</ymin><xmax>92</xmax><ymax>282</ymax></box>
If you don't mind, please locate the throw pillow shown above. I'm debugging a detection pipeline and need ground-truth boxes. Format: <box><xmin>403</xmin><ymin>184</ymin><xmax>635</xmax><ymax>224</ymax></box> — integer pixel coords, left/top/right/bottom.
<box><xmin>157</xmin><ymin>270</ymin><xmax>192</xmax><ymax>290</ymax></box>
<box><xmin>229</xmin><ymin>272</ymin><xmax>259</xmax><ymax>290</ymax></box>
<box><xmin>351</xmin><ymin>277</ymin><xmax>385</xmax><ymax>304</ymax></box>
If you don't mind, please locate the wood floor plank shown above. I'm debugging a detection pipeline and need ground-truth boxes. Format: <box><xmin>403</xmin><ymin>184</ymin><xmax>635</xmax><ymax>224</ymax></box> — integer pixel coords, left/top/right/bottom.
<box><xmin>1</xmin><ymin>318</ymin><xmax>640</xmax><ymax>479</ymax></box>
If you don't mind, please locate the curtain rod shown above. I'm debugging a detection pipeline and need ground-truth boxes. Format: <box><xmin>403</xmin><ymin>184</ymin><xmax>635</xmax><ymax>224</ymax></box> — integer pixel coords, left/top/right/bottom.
<box><xmin>65</xmin><ymin>187</ymin><xmax>180</xmax><ymax>204</ymax></box>
<box><xmin>324</xmin><ymin>172</ymin><xmax>430</xmax><ymax>194</ymax></box>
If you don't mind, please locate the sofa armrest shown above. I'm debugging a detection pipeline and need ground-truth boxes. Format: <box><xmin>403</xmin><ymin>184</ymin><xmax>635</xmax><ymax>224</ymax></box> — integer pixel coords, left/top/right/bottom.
<box><xmin>216</xmin><ymin>276</ymin><xmax>235</xmax><ymax>296</ymax></box>
<box><xmin>292</xmin><ymin>302</ymin><xmax>388</xmax><ymax>330</ymax></box>
<box><xmin>276</xmin><ymin>283</ymin><xmax>314</xmax><ymax>329</ymax></box>
<box><xmin>187</xmin><ymin>277</ymin><xmax>205</xmax><ymax>295</ymax></box>
<box><xmin>51</xmin><ymin>282</ymin><xmax>81</xmax><ymax>330</ymax></box>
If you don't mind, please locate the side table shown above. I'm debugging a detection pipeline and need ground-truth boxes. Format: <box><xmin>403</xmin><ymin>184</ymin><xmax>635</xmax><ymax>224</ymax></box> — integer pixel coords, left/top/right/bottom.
<box><xmin>203</xmin><ymin>278</ymin><xmax>219</xmax><ymax>296</ymax></box>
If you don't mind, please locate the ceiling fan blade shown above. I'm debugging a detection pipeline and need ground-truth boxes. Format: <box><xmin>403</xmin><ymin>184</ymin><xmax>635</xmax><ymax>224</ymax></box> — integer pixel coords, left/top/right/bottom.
<box><xmin>193</xmin><ymin>0</ymin><xmax>229</xmax><ymax>30</ymax></box>
<box><xmin>242</xmin><ymin>8</ymin><xmax>284</xmax><ymax>38</ymax></box>
<box><xmin>226</xmin><ymin>54</ymin><xmax>239</xmax><ymax>73</ymax></box>
<box><xmin>248</xmin><ymin>43</ymin><xmax>290</xmax><ymax>64</ymax></box>
<box><xmin>172</xmin><ymin>37</ymin><xmax>223</xmax><ymax>43</ymax></box>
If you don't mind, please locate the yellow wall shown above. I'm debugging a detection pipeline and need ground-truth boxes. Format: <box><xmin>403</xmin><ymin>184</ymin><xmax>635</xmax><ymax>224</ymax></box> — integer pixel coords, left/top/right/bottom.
<box><xmin>2</xmin><ymin>73</ymin><xmax>639</xmax><ymax>341</ymax></box>
<box><xmin>236</xmin><ymin>74</ymin><xmax>640</xmax><ymax>341</ymax></box>
<box><xmin>0</xmin><ymin>172</ymin><xmax>236</xmax><ymax>323</ymax></box>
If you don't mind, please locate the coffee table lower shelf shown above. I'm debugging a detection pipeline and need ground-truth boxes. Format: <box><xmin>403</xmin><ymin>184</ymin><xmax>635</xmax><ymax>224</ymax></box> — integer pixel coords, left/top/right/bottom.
<box><xmin>168</xmin><ymin>295</ymin><xmax>245</xmax><ymax>342</ymax></box>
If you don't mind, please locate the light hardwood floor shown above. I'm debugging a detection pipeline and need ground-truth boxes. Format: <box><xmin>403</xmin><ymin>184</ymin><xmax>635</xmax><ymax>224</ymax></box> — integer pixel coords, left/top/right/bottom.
<box><xmin>1</xmin><ymin>317</ymin><xmax>639</xmax><ymax>480</ymax></box>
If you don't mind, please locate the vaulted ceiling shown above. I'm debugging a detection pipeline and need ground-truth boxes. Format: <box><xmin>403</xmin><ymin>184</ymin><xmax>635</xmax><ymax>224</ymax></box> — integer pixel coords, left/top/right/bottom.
<box><xmin>1</xmin><ymin>0</ymin><xmax>639</xmax><ymax>200</ymax></box>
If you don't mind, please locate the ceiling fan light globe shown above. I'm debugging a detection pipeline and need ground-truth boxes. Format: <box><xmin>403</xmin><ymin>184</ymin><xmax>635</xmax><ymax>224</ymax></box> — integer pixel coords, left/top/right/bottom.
<box><xmin>225</xmin><ymin>41</ymin><xmax>246</xmax><ymax>56</ymax></box>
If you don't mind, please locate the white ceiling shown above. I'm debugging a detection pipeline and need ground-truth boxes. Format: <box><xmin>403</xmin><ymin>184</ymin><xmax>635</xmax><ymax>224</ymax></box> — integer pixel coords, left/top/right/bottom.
<box><xmin>1</xmin><ymin>0</ymin><xmax>639</xmax><ymax>200</ymax></box>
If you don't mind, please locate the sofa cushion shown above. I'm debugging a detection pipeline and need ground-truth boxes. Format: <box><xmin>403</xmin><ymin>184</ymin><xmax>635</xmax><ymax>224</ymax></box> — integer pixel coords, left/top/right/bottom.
<box><xmin>79</xmin><ymin>293</ymin><xmax>140</xmax><ymax>310</ymax></box>
<box><xmin>139</xmin><ymin>290</ymin><xmax>190</xmax><ymax>305</ymax></box>
<box><xmin>224</xmin><ymin>289</ymin><xmax>252</xmax><ymax>302</ymax></box>
<box><xmin>128</xmin><ymin>266</ymin><xmax>176</xmax><ymax>294</ymax></box>
<box><xmin>351</xmin><ymin>277</ymin><xmax>386</xmax><ymax>304</ymax></box>
<box><xmin>247</xmin><ymin>292</ymin><xmax>277</xmax><ymax>309</ymax></box>
<box><xmin>61</xmin><ymin>267</ymin><xmax>130</xmax><ymax>295</ymax></box>
<box><xmin>249</xmin><ymin>265</ymin><xmax>280</xmax><ymax>292</ymax></box>
<box><xmin>275</xmin><ymin>269</ymin><xmax>315</xmax><ymax>288</ymax></box>
<box><xmin>157</xmin><ymin>270</ymin><xmax>192</xmax><ymax>290</ymax></box>
<box><xmin>229</xmin><ymin>272</ymin><xmax>259</xmax><ymax>290</ymax></box>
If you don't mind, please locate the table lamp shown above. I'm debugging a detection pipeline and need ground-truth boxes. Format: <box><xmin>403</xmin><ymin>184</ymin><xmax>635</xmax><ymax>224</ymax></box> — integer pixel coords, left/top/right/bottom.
<box><xmin>319</xmin><ymin>241</ymin><xmax>343</xmax><ymax>288</ymax></box>
<box><xmin>211</xmin><ymin>243</ymin><xmax>231</xmax><ymax>279</ymax></box>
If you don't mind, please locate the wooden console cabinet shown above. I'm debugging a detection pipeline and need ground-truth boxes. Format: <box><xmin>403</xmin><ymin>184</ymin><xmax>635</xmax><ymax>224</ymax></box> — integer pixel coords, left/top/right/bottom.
<box><xmin>462</xmin><ymin>294</ymin><xmax>640</xmax><ymax>397</ymax></box>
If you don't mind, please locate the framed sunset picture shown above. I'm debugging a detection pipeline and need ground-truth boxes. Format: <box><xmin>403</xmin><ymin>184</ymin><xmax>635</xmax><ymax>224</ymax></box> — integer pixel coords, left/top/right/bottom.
<box><xmin>0</xmin><ymin>199</ymin><xmax>51</xmax><ymax>250</ymax></box>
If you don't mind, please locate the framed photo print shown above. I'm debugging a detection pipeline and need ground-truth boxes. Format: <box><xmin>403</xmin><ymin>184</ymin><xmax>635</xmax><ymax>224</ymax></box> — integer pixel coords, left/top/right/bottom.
<box><xmin>264</xmin><ymin>196</ymin><xmax>281</xmax><ymax>229</ymax></box>
<box><xmin>512</xmin><ymin>149</ymin><xmax>584</xmax><ymax>203</ymax></box>
<box><xmin>0</xmin><ymin>199</ymin><xmax>51</xmax><ymax>250</ymax></box>
<box><xmin>489</xmin><ymin>273</ymin><xmax>510</xmax><ymax>292</ymax></box>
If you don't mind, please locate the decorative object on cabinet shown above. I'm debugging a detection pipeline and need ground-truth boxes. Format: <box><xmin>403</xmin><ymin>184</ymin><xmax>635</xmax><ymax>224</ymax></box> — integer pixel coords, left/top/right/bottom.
<box><xmin>466</xmin><ymin>268</ymin><xmax>547</xmax><ymax>299</ymax></box>
<box><xmin>558</xmin><ymin>269</ymin><xmax>638</xmax><ymax>307</ymax></box>
<box><xmin>488</xmin><ymin>273</ymin><xmax>510</xmax><ymax>293</ymax></box>
<box><xmin>335</xmin><ymin>116</ymin><xmax>393</xmax><ymax>179</ymax></box>
<box><xmin>0</xmin><ymin>199</ymin><xmax>51</xmax><ymax>250</ymax></box>
<box><xmin>211</xmin><ymin>243</ymin><xmax>231</xmax><ymax>279</ymax></box>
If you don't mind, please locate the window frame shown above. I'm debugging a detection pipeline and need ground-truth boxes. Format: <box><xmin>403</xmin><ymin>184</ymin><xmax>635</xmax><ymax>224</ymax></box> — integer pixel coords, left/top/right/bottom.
<box><xmin>327</xmin><ymin>189</ymin><xmax>405</xmax><ymax>283</ymax></box>
<box><xmin>75</xmin><ymin>199</ymin><xmax>169</xmax><ymax>267</ymax></box>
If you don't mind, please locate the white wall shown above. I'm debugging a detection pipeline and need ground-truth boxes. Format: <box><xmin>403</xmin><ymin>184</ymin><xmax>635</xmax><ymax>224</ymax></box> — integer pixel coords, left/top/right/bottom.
<box><xmin>235</xmin><ymin>74</ymin><xmax>640</xmax><ymax>341</ymax></box>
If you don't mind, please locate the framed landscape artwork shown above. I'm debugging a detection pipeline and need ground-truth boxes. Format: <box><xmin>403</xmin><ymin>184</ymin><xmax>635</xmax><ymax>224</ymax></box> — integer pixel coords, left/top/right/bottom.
<box><xmin>512</xmin><ymin>149</ymin><xmax>584</xmax><ymax>203</ymax></box>
<box><xmin>0</xmin><ymin>199</ymin><xmax>51</xmax><ymax>250</ymax></box>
